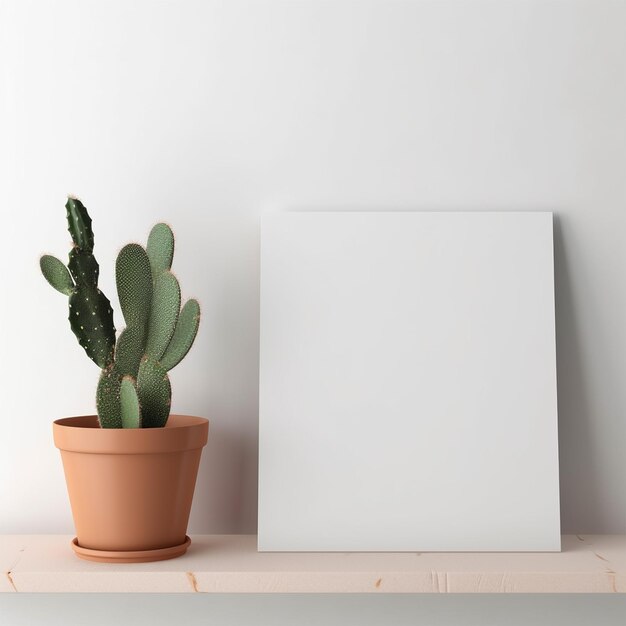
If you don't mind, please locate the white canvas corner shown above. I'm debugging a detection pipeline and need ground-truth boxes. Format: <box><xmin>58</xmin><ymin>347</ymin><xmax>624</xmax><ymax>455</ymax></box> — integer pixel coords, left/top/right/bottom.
<box><xmin>258</xmin><ymin>212</ymin><xmax>560</xmax><ymax>552</ymax></box>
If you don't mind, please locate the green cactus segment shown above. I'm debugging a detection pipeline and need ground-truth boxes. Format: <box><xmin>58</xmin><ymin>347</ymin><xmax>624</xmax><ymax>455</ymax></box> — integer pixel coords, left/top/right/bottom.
<box><xmin>68</xmin><ymin>247</ymin><xmax>99</xmax><ymax>287</ymax></box>
<box><xmin>120</xmin><ymin>376</ymin><xmax>142</xmax><ymax>428</ymax></box>
<box><xmin>114</xmin><ymin>243</ymin><xmax>155</xmax><ymax>381</ymax></box>
<box><xmin>116</xmin><ymin>244</ymin><xmax>153</xmax><ymax>327</ymax></box>
<box><xmin>68</xmin><ymin>287</ymin><xmax>116</xmax><ymax>368</ymax></box>
<box><xmin>114</xmin><ymin>325</ymin><xmax>145</xmax><ymax>377</ymax></box>
<box><xmin>66</xmin><ymin>197</ymin><xmax>94</xmax><ymax>251</ymax></box>
<box><xmin>160</xmin><ymin>299</ymin><xmax>200</xmax><ymax>371</ymax></box>
<box><xmin>44</xmin><ymin>197</ymin><xmax>201</xmax><ymax>429</ymax></box>
<box><xmin>96</xmin><ymin>366</ymin><xmax>123</xmax><ymax>428</ymax></box>
<box><xmin>137</xmin><ymin>357</ymin><xmax>171</xmax><ymax>428</ymax></box>
<box><xmin>146</xmin><ymin>271</ymin><xmax>181</xmax><ymax>361</ymax></box>
<box><xmin>40</xmin><ymin>197</ymin><xmax>116</xmax><ymax>368</ymax></box>
<box><xmin>147</xmin><ymin>223</ymin><xmax>174</xmax><ymax>277</ymax></box>
<box><xmin>40</xmin><ymin>255</ymin><xmax>75</xmax><ymax>295</ymax></box>
<box><xmin>65</xmin><ymin>197</ymin><xmax>99</xmax><ymax>287</ymax></box>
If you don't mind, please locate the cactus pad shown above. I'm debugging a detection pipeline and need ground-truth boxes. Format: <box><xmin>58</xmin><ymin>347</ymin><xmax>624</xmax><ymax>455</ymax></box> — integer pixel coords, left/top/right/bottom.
<box><xmin>147</xmin><ymin>223</ymin><xmax>174</xmax><ymax>276</ymax></box>
<box><xmin>146</xmin><ymin>271</ymin><xmax>181</xmax><ymax>361</ymax></box>
<box><xmin>68</xmin><ymin>287</ymin><xmax>116</xmax><ymax>368</ymax></box>
<box><xmin>114</xmin><ymin>325</ymin><xmax>145</xmax><ymax>377</ymax></box>
<box><xmin>120</xmin><ymin>376</ymin><xmax>142</xmax><ymax>428</ymax></box>
<box><xmin>137</xmin><ymin>356</ymin><xmax>171</xmax><ymax>428</ymax></box>
<box><xmin>161</xmin><ymin>299</ymin><xmax>201</xmax><ymax>371</ymax></box>
<box><xmin>68</xmin><ymin>248</ymin><xmax>99</xmax><ymax>287</ymax></box>
<box><xmin>66</xmin><ymin>197</ymin><xmax>94</xmax><ymax>251</ymax></box>
<box><xmin>40</xmin><ymin>255</ymin><xmax>75</xmax><ymax>295</ymax></box>
<box><xmin>116</xmin><ymin>244</ymin><xmax>153</xmax><ymax>327</ymax></box>
<box><xmin>96</xmin><ymin>366</ymin><xmax>122</xmax><ymax>428</ymax></box>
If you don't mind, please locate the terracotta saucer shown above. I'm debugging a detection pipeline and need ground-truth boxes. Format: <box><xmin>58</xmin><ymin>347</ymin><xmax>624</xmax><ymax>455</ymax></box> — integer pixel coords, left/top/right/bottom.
<box><xmin>71</xmin><ymin>536</ymin><xmax>191</xmax><ymax>563</ymax></box>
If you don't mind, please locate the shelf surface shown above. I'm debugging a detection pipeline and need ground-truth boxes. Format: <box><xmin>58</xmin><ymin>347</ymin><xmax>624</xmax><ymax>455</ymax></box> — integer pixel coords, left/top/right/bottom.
<box><xmin>1</xmin><ymin>534</ymin><xmax>624</xmax><ymax>593</ymax></box>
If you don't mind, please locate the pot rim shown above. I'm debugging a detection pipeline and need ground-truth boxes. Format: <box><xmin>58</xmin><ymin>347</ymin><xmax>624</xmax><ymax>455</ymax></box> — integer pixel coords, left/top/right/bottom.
<box><xmin>53</xmin><ymin>414</ymin><xmax>209</xmax><ymax>454</ymax></box>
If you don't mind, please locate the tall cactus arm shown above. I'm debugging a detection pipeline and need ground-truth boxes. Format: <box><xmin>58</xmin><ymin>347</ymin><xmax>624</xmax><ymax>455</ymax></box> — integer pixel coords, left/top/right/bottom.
<box><xmin>120</xmin><ymin>376</ymin><xmax>142</xmax><ymax>428</ymax></box>
<box><xmin>40</xmin><ymin>198</ymin><xmax>116</xmax><ymax>368</ymax></box>
<box><xmin>64</xmin><ymin>198</ymin><xmax>115</xmax><ymax>366</ymax></box>
<box><xmin>66</xmin><ymin>197</ymin><xmax>94</xmax><ymax>251</ymax></box>
<box><xmin>160</xmin><ymin>299</ymin><xmax>201</xmax><ymax>371</ymax></box>
<box><xmin>40</xmin><ymin>255</ymin><xmax>75</xmax><ymax>295</ymax></box>
<box><xmin>147</xmin><ymin>223</ymin><xmax>174</xmax><ymax>277</ymax></box>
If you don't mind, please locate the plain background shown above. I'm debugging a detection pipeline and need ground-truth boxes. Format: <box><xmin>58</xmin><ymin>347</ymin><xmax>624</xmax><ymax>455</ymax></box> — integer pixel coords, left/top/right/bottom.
<box><xmin>1</xmin><ymin>0</ymin><xmax>624</xmax><ymax>623</ymax></box>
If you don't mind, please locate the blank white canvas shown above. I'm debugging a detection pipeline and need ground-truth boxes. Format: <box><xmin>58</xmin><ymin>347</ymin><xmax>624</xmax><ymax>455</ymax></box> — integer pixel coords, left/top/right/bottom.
<box><xmin>258</xmin><ymin>212</ymin><xmax>560</xmax><ymax>552</ymax></box>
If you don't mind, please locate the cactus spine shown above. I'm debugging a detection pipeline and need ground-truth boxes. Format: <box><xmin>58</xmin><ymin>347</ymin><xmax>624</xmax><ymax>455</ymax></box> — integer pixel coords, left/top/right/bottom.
<box><xmin>41</xmin><ymin>200</ymin><xmax>201</xmax><ymax>429</ymax></box>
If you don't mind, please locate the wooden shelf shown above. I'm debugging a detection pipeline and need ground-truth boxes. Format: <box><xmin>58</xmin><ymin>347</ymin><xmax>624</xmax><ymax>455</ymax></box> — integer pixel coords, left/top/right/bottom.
<box><xmin>1</xmin><ymin>535</ymin><xmax>624</xmax><ymax>593</ymax></box>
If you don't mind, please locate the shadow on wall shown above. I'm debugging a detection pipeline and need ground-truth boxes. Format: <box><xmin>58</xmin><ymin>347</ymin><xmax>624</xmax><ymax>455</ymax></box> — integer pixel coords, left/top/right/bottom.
<box><xmin>180</xmin><ymin>215</ymin><xmax>260</xmax><ymax>534</ymax></box>
<box><xmin>191</xmin><ymin>423</ymin><xmax>252</xmax><ymax>533</ymax></box>
<box><xmin>553</xmin><ymin>214</ymin><xmax>605</xmax><ymax>533</ymax></box>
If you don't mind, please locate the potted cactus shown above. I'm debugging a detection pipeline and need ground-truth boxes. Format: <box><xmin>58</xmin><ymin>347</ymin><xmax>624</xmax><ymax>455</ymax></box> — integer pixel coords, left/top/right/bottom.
<box><xmin>40</xmin><ymin>197</ymin><xmax>208</xmax><ymax>563</ymax></box>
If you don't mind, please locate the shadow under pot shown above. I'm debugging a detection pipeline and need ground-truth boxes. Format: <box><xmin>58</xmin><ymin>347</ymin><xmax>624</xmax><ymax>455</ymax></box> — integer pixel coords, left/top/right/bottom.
<box><xmin>53</xmin><ymin>414</ymin><xmax>209</xmax><ymax>563</ymax></box>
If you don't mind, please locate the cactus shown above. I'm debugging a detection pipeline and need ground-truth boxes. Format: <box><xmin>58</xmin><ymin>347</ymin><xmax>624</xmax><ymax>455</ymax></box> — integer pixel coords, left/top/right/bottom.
<box><xmin>40</xmin><ymin>255</ymin><xmax>75</xmax><ymax>295</ymax></box>
<box><xmin>96</xmin><ymin>366</ymin><xmax>123</xmax><ymax>429</ymax></box>
<box><xmin>120</xmin><ymin>377</ymin><xmax>141</xmax><ymax>428</ymax></box>
<box><xmin>41</xmin><ymin>199</ymin><xmax>201</xmax><ymax>429</ymax></box>
<box><xmin>147</xmin><ymin>222</ymin><xmax>174</xmax><ymax>276</ymax></box>
<box><xmin>160</xmin><ymin>298</ymin><xmax>200</xmax><ymax>371</ymax></box>
<box><xmin>114</xmin><ymin>244</ymin><xmax>153</xmax><ymax>378</ymax></box>
<box><xmin>136</xmin><ymin>356</ymin><xmax>171</xmax><ymax>428</ymax></box>
<box><xmin>40</xmin><ymin>198</ymin><xmax>116</xmax><ymax>368</ymax></box>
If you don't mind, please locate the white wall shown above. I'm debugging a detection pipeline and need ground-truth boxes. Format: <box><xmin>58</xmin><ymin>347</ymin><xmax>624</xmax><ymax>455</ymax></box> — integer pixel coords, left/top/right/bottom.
<box><xmin>1</xmin><ymin>0</ymin><xmax>624</xmax><ymax>543</ymax></box>
<box><xmin>2</xmin><ymin>1</ymin><xmax>625</xmax><ymax>624</ymax></box>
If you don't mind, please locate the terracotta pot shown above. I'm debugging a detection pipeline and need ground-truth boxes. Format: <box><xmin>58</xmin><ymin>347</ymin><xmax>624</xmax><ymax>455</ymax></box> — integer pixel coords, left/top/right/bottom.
<box><xmin>53</xmin><ymin>414</ymin><xmax>209</xmax><ymax>563</ymax></box>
